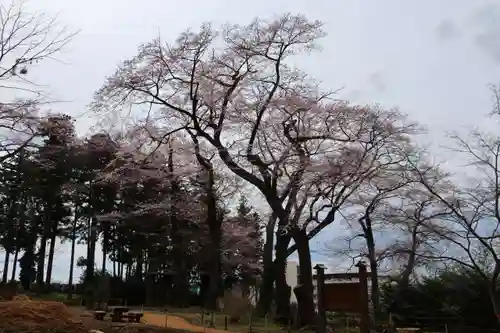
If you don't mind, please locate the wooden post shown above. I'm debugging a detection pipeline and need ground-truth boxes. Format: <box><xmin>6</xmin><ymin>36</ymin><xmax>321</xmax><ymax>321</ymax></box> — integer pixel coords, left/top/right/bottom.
<box><xmin>356</xmin><ymin>261</ymin><xmax>370</xmax><ymax>333</ymax></box>
<box><xmin>314</xmin><ymin>264</ymin><xmax>326</xmax><ymax>333</ymax></box>
<box><xmin>248</xmin><ymin>311</ymin><xmax>253</xmax><ymax>333</ymax></box>
<box><xmin>210</xmin><ymin>312</ymin><xmax>215</xmax><ymax>328</ymax></box>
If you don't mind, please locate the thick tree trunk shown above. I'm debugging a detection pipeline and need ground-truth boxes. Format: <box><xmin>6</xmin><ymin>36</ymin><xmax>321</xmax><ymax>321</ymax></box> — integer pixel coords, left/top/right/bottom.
<box><xmin>274</xmin><ymin>232</ymin><xmax>291</xmax><ymax>325</ymax></box>
<box><xmin>45</xmin><ymin>235</ymin><xmax>56</xmax><ymax>285</ymax></box>
<box><xmin>489</xmin><ymin>266</ymin><xmax>500</xmax><ymax>326</ymax></box>
<box><xmin>400</xmin><ymin>252</ymin><xmax>416</xmax><ymax>290</ymax></box>
<box><xmin>171</xmin><ymin>228</ymin><xmax>189</xmax><ymax>307</ymax></box>
<box><xmin>2</xmin><ymin>251</ymin><xmax>10</xmax><ymax>283</ymax></box>
<box><xmin>207</xmin><ymin>229</ymin><xmax>221</xmax><ymax>309</ymax></box>
<box><xmin>255</xmin><ymin>214</ymin><xmax>277</xmax><ymax>316</ymax></box>
<box><xmin>489</xmin><ymin>277</ymin><xmax>500</xmax><ymax>327</ymax></box>
<box><xmin>167</xmin><ymin>144</ymin><xmax>189</xmax><ymax>307</ymax></box>
<box><xmin>293</xmin><ymin>228</ymin><xmax>316</xmax><ymax>327</ymax></box>
<box><xmin>392</xmin><ymin>228</ymin><xmax>418</xmax><ymax>314</ymax></box>
<box><xmin>145</xmin><ymin>255</ymin><xmax>157</xmax><ymax>306</ymax></box>
<box><xmin>10</xmin><ymin>245</ymin><xmax>19</xmax><ymax>281</ymax></box>
<box><xmin>400</xmin><ymin>228</ymin><xmax>418</xmax><ymax>291</ymax></box>
<box><xmin>193</xmin><ymin>145</ymin><xmax>221</xmax><ymax>310</ymax></box>
<box><xmin>361</xmin><ymin>216</ymin><xmax>381</xmax><ymax>324</ymax></box>
<box><xmin>366</xmin><ymin>235</ymin><xmax>380</xmax><ymax>322</ymax></box>
<box><xmin>206</xmin><ymin>171</ymin><xmax>221</xmax><ymax>310</ymax></box>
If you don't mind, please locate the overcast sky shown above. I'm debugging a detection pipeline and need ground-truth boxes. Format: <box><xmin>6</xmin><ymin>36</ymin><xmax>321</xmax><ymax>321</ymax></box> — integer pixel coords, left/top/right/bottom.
<box><xmin>2</xmin><ymin>0</ymin><xmax>500</xmax><ymax>282</ymax></box>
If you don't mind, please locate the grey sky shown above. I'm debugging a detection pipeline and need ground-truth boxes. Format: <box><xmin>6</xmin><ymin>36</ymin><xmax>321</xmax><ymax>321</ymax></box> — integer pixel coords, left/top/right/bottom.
<box><xmin>2</xmin><ymin>0</ymin><xmax>499</xmax><ymax>282</ymax></box>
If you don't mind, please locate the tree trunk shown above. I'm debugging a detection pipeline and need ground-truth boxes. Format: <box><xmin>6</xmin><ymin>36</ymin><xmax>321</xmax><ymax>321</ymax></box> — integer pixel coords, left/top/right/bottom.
<box><xmin>207</xmin><ymin>228</ymin><xmax>221</xmax><ymax>309</ymax></box>
<box><xmin>84</xmin><ymin>218</ymin><xmax>97</xmax><ymax>309</ymax></box>
<box><xmin>102</xmin><ymin>243</ymin><xmax>107</xmax><ymax>273</ymax></box>
<box><xmin>171</xmin><ymin>221</ymin><xmax>189</xmax><ymax>307</ymax></box>
<box><xmin>145</xmin><ymin>255</ymin><xmax>155</xmax><ymax>306</ymax></box>
<box><xmin>255</xmin><ymin>214</ymin><xmax>277</xmax><ymax>316</ymax></box>
<box><xmin>102</xmin><ymin>225</ymin><xmax>110</xmax><ymax>274</ymax></box>
<box><xmin>366</xmin><ymin>234</ymin><xmax>380</xmax><ymax>323</ymax></box>
<box><xmin>489</xmin><ymin>278</ymin><xmax>500</xmax><ymax>325</ymax></box>
<box><xmin>86</xmin><ymin>218</ymin><xmax>96</xmax><ymax>283</ymax></box>
<box><xmin>10</xmin><ymin>245</ymin><xmax>19</xmax><ymax>281</ymax></box>
<box><xmin>206</xmin><ymin>168</ymin><xmax>222</xmax><ymax>310</ymax></box>
<box><xmin>392</xmin><ymin>227</ymin><xmax>419</xmax><ymax>313</ymax></box>
<box><xmin>37</xmin><ymin>199</ymin><xmax>52</xmax><ymax>292</ymax></box>
<box><xmin>2</xmin><ymin>251</ymin><xmax>10</xmax><ymax>283</ymax></box>
<box><xmin>135</xmin><ymin>253</ymin><xmax>143</xmax><ymax>279</ymax></box>
<box><xmin>19</xmin><ymin>245</ymin><xmax>35</xmax><ymax>291</ymax></box>
<box><xmin>45</xmin><ymin>235</ymin><xmax>56</xmax><ymax>285</ymax></box>
<box><xmin>192</xmin><ymin>143</ymin><xmax>221</xmax><ymax>310</ymax></box>
<box><xmin>36</xmin><ymin>236</ymin><xmax>47</xmax><ymax>291</ymax></box>
<box><xmin>400</xmin><ymin>227</ymin><xmax>419</xmax><ymax>291</ymax></box>
<box><xmin>67</xmin><ymin>212</ymin><xmax>78</xmax><ymax>300</ymax></box>
<box><xmin>11</xmin><ymin>197</ymin><xmax>26</xmax><ymax>283</ymax></box>
<box><xmin>143</xmin><ymin>253</ymin><xmax>148</xmax><ymax>274</ymax></box>
<box><xmin>274</xmin><ymin>232</ymin><xmax>291</xmax><ymax>325</ymax></box>
<box><xmin>293</xmin><ymin>228</ymin><xmax>316</xmax><ymax>327</ymax></box>
<box><xmin>125</xmin><ymin>264</ymin><xmax>131</xmax><ymax>280</ymax></box>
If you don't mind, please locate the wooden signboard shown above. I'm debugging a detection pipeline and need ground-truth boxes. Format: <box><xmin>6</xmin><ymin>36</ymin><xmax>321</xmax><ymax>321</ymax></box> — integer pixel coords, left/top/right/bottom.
<box><xmin>315</xmin><ymin>262</ymin><xmax>370</xmax><ymax>333</ymax></box>
<box><xmin>323</xmin><ymin>282</ymin><xmax>362</xmax><ymax>312</ymax></box>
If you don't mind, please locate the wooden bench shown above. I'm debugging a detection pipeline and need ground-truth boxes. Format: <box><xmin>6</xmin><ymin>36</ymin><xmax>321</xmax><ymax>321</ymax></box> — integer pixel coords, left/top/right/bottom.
<box><xmin>93</xmin><ymin>311</ymin><xmax>106</xmax><ymax>321</ymax></box>
<box><xmin>110</xmin><ymin>306</ymin><xmax>129</xmax><ymax>322</ymax></box>
<box><xmin>124</xmin><ymin>312</ymin><xmax>143</xmax><ymax>323</ymax></box>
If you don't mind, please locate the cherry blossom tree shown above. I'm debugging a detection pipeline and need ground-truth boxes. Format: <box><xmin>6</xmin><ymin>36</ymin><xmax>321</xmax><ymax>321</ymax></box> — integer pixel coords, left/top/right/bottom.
<box><xmin>91</xmin><ymin>13</ymin><xmax>426</xmax><ymax>325</ymax></box>
<box><xmin>267</xmin><ymin>105</ymin><xmax>418</xmax><ymax>323</ymax></box>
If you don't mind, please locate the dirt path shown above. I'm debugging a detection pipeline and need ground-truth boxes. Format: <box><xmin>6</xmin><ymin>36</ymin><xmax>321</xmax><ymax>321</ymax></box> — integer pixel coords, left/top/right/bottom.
<box><xmin>143</xmin><ymin>312</ymin><xmax>233</xmax><ymax>333</ymax></box>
